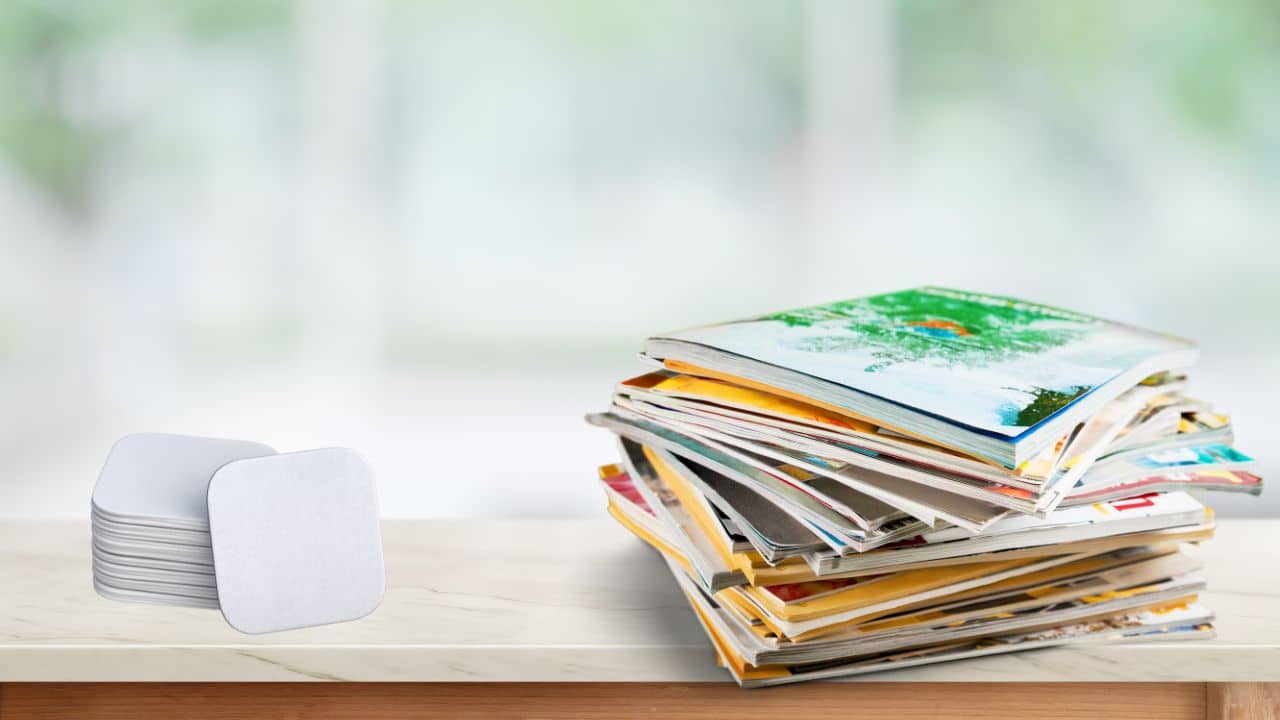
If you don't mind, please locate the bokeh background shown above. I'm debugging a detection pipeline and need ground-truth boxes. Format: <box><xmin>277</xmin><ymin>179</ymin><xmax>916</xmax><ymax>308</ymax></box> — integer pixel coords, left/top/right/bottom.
<box><xmin>2</xmin><ymin>0</ymin><xmax>1276</xmax><ymax>519</ymax></box>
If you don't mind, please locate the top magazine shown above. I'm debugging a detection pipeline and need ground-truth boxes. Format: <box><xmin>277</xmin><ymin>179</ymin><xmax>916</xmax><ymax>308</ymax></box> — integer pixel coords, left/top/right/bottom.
<box><xmin>643</xmin><ymin>287</ymin><xmax>1196</xmax><ymax>470</ymax></box>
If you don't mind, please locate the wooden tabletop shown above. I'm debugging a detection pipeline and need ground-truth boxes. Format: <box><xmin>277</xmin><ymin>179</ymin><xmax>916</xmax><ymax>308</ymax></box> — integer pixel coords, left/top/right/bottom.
<box><xmin>1</xmin><ymin>518</ymin><xmax>1277</xmax><ymax>683</ymax></box>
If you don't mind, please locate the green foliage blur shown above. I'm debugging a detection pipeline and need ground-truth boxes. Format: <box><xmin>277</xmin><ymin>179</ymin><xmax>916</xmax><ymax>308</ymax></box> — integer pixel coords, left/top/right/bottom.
<box><xmin>764</xmin><ymin>288</ymin><xmax>1089</xmax><ymax>374</ymax></box>
<box><xmin>0</xmin><ymin>0</ymin><xmax>290</xmax><ymax>218</ymax></box>
<box><xmin>898</xmin><ymin>0</ymin><xmax>1280</xmax><ymax>148</ymax></box>
<box><xmin>1</xmin><ymin>0</ymin><xmax>1277</xmax><ymax>218</ymax></box>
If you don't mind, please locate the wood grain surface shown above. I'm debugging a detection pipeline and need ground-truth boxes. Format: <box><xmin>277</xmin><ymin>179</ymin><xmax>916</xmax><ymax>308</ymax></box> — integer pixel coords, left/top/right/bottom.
<box><xmin>1209</xmin><ymin>682</ymin><xmax>1280</xmax><ymax>720</ymax></box>
<box><xmin>0</xmin><ymin>682</ymin><xmax>1242</xmax><ymax>720</ymax></box>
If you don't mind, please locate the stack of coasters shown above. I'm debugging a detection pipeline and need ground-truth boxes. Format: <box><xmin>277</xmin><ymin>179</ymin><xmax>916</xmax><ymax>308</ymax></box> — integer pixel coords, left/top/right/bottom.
<box><xmin>91</xmin><ymin>433</ymin><xmax>386</xmax><ymax>633</ymax></box>
<box><xmin>91</xmin><ymin>434</ymin><xmax>276</xmax><ymax>609</ymax></box>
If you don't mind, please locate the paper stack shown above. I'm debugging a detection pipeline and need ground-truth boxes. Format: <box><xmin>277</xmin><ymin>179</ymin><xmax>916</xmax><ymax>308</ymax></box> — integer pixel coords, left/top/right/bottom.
<box><xmin>587</xmin><ymin>287</ymin><xmax>1262</xmax><ymax>686</ymax></box>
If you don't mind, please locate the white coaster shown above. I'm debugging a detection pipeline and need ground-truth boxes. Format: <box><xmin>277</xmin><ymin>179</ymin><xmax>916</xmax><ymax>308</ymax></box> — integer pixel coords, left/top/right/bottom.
<box><xmin>93</xmin><ymin>557</ymin><xmax>216</xmax><ymax>588</ymax></box>
<box><xmin>93</xmin><ymin>433</ymin><xmax>276</xmax><ymax>527</ymax></box>
<box><xmin>91</xmin><ymin>517</ymin><xmax>211</xmax><ymax>548</ymax></box>
<box><xmin>92</xmin><ymin>535</ymin><xmax>216</xmax><ymax>566</ymax></box>
<box><xmin>92</xmin><ymin>503</ymin><xmax>211</xmax><ymax>531</ymax></box>
<box><xmin>92</xmin><ymin>505</ymin><xmax>214</xmax><ymax>535</ymax></box>
<box><xmin>92</xmin><ymin>544</ymin><xmax>215</xmax><ymax>574</ymax></box>
<box><xmin>92</xmin><ymin>504</ymin><xmax>209</xmax><ymax>530</ymax></box>
<box><xmin>207</xmin><ymin>448</ymin><xmax>384</xmax><ymax>634</ymax></box>
<box><xmin>92</xmin><ymin>569</ymin><xmax>220</xmax><ymax>600</ymax></box>
<box><xmin>93</xmin><ymin>579</ymin><xmax>222</xmax><ymax>610</ymax></box>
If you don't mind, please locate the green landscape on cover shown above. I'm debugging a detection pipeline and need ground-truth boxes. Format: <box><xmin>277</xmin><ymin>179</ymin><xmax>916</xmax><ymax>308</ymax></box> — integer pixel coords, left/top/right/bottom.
<box><xmin>760</xmin><ymin>288</ymin><xmax>1099</xmax><ymax>426</ymax></box>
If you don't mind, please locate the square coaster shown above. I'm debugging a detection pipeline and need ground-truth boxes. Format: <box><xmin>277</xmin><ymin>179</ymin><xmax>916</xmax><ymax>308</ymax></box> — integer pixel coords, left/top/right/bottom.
<box><xmin>92</xmin><ymin>433</ymin><xmax>276</xmax><ymax>527</ymax></box>
<box><xmin>93</xmin><ymin>555</ymin><xmax>216</xmax><ymax>587</ymax></box>
<box><xmin>92</xmin><ymin>568</ymin><xmax>221</xmax><ymax>600</ymax></box>
<box><xmin>91</xmin><ymin>514</ymin><xmax>212</xmax><ymax>548</ymax></box>
<box><xmin>92</xmin><ymin>579</ymin><xmax>222</xmax><ymax>610</ymax></box>
<box><xmin>92</xmin><ymin>534</ymin><xmax>216</xmax><ymax>565</ymax></box>
<box><xmin>92</xmin><ymin>543</ymin><xmax>215</xmax><ymax>573</ymax></box>
<box><xmin>206</xmin><ymin>448</ymin><xmax>385</xmax><ymax>634</ymax></box>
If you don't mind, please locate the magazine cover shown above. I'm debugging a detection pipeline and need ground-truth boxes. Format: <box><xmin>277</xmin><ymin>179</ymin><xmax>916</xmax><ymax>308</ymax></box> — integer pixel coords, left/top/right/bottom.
<box><xmin>651</xmin><ymin>287</ymin><xmax>1196</xmax><ymax>438</ymax></box>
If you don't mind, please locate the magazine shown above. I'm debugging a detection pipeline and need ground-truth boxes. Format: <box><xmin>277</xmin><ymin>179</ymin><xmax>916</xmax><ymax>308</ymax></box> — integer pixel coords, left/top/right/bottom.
<box><xmin>645</xmin><ymin>287</ymin><xmax>1197</xmax><ymax>468</ymax></box>
<box><xmin>586</xmin><ymin>286</ymin><xmax>1258</xmax><ymax>686</ymax></box>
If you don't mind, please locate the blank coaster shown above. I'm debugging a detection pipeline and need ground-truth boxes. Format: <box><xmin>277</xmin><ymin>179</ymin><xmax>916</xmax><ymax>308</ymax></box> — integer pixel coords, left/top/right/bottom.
<box><xmin>92</xmin><ymin>433</ymin><xmax>277</xmax><ymax>528</ymax></box>
<box><xmin>206</xmin><ymin>448</ymin><xmax>385</xmax><ymax>634</ymax></box>
<box><xmin>91</xmin><ymin>433</ymin><xmax>275</xmax><ymax>607</ymax></box>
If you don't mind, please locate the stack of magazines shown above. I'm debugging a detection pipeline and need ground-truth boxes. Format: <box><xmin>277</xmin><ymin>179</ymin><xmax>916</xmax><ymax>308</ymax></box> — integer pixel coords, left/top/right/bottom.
<box><xmin>586</xmin><ymin>287</ymin><xmax>1262</xmax><ymax>687</ymax></box>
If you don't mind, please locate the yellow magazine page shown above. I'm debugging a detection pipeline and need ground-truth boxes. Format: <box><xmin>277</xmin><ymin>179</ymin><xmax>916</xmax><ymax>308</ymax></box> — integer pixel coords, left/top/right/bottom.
<box><xmin>735</xmin><ymin>559</ymin><xmax>817</xmax><ymax>588</ymax></box>
<box><xmin>718</xmin><ymin>586</ymin><xmax>790</xmax><ymax>638</ymax></box>
<box><xmin>715</xmin><ymin>589</ymin><xmax>769</xmax><ymax>632</ymax></box>
<box><xmin>652</xmin><ymin>373</ymin><xmax>879</xmax><ymax>433</ymax></box>
<box><xmin>661</xmin><ymin>359</ymin><xmax>1007</xmax><ymax>469</ymax></box>
<box><xmin>639</xmin><ymin>442</ymin><xmax>827</xmax><ymax>587</ymax></box>
<box><xmin>746</xmin><ymin>619</ymin><xmax>776</xmax><ymax>642</ymax></box>
<box><xmin>739</xmin><ymin>552</ymin><xmax>1113</xmax><ymax>641</ymax></box>
<box><xmin>618</xmin><ymin>372</ymin><xmax>667</xmax><ymax>391</ymax></box>
<box><xmin>641</xmin><ymin>445</ymin><xmax>740</xmax><ymax>569</ymax></box>
<box><xmin>760</xmin><ymin>520</ymin><xmax>1212</xmax><ymax>591</ymax></box>
<box><xmin>716</xmin><ymin>588</ymin><xmax>771</xmax><ymax>632</ymax></box>
<box><xmin>745</xmin><ymin>555</ymin><xmax>1044</xmax><ymax>622</ymax></box>
<box><xmin>683</xmin><ymin>588</ymin><xmax>751</xmax><ymax>677</ymax></box>
<box><xmin>851</xmin><ymin>548</ymin><xmax>1177</xmax><ymax>634</ymax></box>
<box><xmin>788</xmin><ymin>570</ymin><xmax>1200</xmax><ymax>644</ymax></box>
<box><xmin>731</xmin><ymin>520</ymin><xmax>1211</xmax><ymax>591</ymax></box>
<box><xmin>604</xmin><ymin>500</ymin><xmax>696</xmax><ymax>579</ymax></box>
<box><xmin>682</xmin><ymin>587</ymin><xmax>791</xmax><ymax>682</ymax></box>
<box><xmin>651</xmin><ymin>371</ymin><xmax>999</xmax><ymax>468</ymax></box>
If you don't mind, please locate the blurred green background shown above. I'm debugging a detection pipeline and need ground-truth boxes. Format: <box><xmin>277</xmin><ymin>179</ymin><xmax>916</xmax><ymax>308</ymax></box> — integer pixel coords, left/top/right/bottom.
<box><xmin>1</xmin><ymin>0</ymin><xmax>1276</xmax><ymax>517</ymax></box>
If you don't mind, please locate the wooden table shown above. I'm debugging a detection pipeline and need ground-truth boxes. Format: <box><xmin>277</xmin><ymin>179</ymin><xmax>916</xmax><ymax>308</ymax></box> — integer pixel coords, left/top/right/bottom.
<box><xmin>1</xmin><ymin>519</ymin><xmax>1276</xmax><ymax>718</ymax></box>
